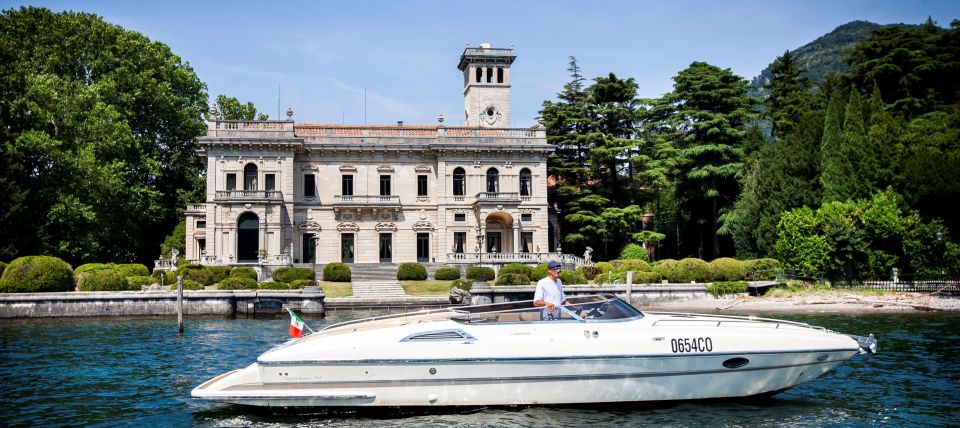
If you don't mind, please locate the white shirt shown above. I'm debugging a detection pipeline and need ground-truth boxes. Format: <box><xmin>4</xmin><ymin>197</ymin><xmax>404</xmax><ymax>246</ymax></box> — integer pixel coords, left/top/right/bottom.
<box><xmin>534</xmin><ymin>276</ymin><xmax>565</xmax><ymax>319</ymax></box>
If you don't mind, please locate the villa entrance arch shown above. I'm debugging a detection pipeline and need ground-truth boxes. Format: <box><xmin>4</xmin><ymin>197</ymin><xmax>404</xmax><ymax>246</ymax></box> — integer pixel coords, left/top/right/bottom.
<box><xmin>483</xmin><ymin>211</ymin><xmax>514</xmax><ymax>253</ymax></box>
<box><xmin>237</xmin><ymin>212</ymin><xmax>259</xmax><ymax>262</ymax></box>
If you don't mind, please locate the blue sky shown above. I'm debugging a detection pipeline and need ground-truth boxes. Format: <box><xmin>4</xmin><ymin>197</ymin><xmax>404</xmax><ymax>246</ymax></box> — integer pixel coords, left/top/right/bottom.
<box><xmin>4</xmin><ymin>1</ymin><xmax>959</xmax><ymax>127</ymax></box>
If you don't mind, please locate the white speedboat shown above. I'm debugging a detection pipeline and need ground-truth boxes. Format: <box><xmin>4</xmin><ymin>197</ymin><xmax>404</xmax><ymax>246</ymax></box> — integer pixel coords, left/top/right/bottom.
<box><xmin>192</xmin><ymin>294</ymin><xmax>877</xmax><ymax>407</ymax></box>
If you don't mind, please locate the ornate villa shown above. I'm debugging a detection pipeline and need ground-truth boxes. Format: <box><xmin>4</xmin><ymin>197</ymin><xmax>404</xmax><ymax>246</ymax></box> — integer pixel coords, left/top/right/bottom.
<box><xmin>179</xmin><ymin>44</ymin><xmax>585</xmax><ymax>270</ymax></box>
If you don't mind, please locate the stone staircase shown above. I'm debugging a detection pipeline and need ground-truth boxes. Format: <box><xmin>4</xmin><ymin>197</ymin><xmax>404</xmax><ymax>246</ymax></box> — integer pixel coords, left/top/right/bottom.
<box><xmin>350</xmin><ymin>280</ymin><xmax>408</xmax><ymax>298</ymax></box>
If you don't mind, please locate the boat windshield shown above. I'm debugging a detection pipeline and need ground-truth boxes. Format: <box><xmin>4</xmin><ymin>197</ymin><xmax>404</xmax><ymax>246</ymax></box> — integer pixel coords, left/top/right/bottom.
<box><xmin>451</xmin><ymin>294</ymin><xmax>642</xmax><ymax>324</ymax></box>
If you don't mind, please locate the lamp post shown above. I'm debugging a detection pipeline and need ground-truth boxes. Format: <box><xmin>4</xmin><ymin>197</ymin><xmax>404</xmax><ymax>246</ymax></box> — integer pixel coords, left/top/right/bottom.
<box><xmin>936</xmin><ymin>231</ymin><xmax>943</xmax><ymax>277</ymax></box>
<box><xmin>311</xmin><ymin>235</ymin><xmax>320</xmax><ymax>279</ymax></box>
<box><xmin>476</xmin><ymin>233</ymin><xmax>485</xmax><ymax>279</ymax></box>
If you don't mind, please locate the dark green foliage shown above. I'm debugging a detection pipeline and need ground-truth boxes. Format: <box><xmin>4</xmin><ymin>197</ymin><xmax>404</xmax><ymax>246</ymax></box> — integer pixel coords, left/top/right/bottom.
<box><xmin>290</xmin><ymin>279</ymin><xmax>314</xmax><ymax>289</ymax></box>
<box><xmin>466</xmin><ymin>266</ymin><xmax>495</xmax><ymax>281</ymax></box>
<box><xmin>205</xmin><ymin>266</ymin><xmax>232</xmax><ymax>284</ymax></box>
<box><xmin>159</xmin><ymin>220</ymin><xmax>186</xmax><ymax>260</ymax></box>
<box><xmin>743</xmin><ymin>258</ymin><xmax>782</xmax><ymax>275</ymax></box>
<box><xmin>0</xmin><ymin>8</ymin><xmax>208</xmax><ymax>266</ymax></box>
<box><xmin>499</xmin><ymin>263</ymin><xmax>533</xmax><ymax>278</ymax></box>
<box><xmin>116</xmin><ymin>264</ymin><xmax>149</xmax><ymax>278</ymax></box>
<box><xmin>229</xmin><ymin>267</ymin><xmax>258</xmax><ymax>280</ymax></box>
<box><xmin>709</xmin><ymin>258</ymin><xmax>746</xmax><ymax>281</ymax></box>
<box><xmin>258</xmin><ymin>282</ymin><xmax>290</xmax><ymax>290</ymax></box>
<box><xmin>272</xmin><ymin>267</ymin><xmax>315</xmax><ymax>283</ymax></box>
<box><xmin>495</xmin><ymin>274</ymin><xmax>531</xmax><ymax>286</ymax></box>
<box><xmin>213</xmin><ymin>95</ymin><xmax>269</xmax><ymax>121</ymax></box>
<box><xmin>0</xmin><ymin>261</ymin><xmax>5</xmax><ymax>277</ymax></box>
<box><xmin>322</xmin><ymin>263</ymin><xmax>351</xmax><ymax>282</ymax></box>
<box><xmin>178</xmin><ymin>264</ymin><xmax>213</xmax><ymax>286</ymax></box>
<box><xmin>75</xmin><ymin>263</ymin><xmax>114</xmax><ymax>276</ymax></box>
<box><xmin>77</xmin><ymin>267</ymin><xmax>129</xmax><ymax>291</ymax></box>
<box><xmin>633</xmin><ymin>271</ymin><xmax>662</xmax><ymax>284</ymax></box>
<box><xmin>181</xmin><ymin>279</ymin><xmax>204</xmax><ymax>291</ymax></box>
<box><xmin>217</xmin><ymin>277</ymin><xmax>257</xmax><ymax>290</ymax></box>
<box><xmin>595</xmin><ymin>261</ymin><xmax>614</xmax><ymax>274</ymax></box>
<box><xmin>127</xmin><ymin>276</ymin><xmax>155</xmax><ymax>289</ymax></box>
<box><xmin>150</xmin><ymin>270</ymin><xmax>176</xmax><ymax>285</ymax></box>
<box><xmin>764</xmin><ymin>51</ymin><xmax>812</xmax><ymax>140</ymax></box>
<box><xmin>0</xmin><ymin>256</ymin><xmax>74</xmax><ymax>292</ymax></box>
<box><xmin>433</xmin><ymin>267</ymin><xmax>461</xmax><ymax>280</ymax></box>
<box><xmin>530</xmin><ymin>264</ymin><xmax>548</xmax><ymax>281</ymax></box>
<box><xmin>396</xmin><ymin>263</ymin><xmax>428</xmax><ymax>281</ymax></box>
<box><xmin>706</xmin><ymin>281</ymin><xmax>749</xmax><ymax>298</ymax></box>
<box><xmin>451</xmin><ymin>279</ymin><xmax>473</xmax><ymax>292</ymax></box>
<box><xmin>558</xmin><ymin>270</ymin><xmax>587</xmax><ymax>285</ymax></box>
<box><xmin>577</xmin><ymin>266</ymin><xmax>601</xmax><ymax>280</ymax></box>
<box><xmin>618</xmin><ymin>243</ymin><xmax>649</xmax><ymax>261</ymax></box>
<box><xmin>653</xmin><ymin>259</ymin><xmax>679</xmax><ymax>281</ymax></box>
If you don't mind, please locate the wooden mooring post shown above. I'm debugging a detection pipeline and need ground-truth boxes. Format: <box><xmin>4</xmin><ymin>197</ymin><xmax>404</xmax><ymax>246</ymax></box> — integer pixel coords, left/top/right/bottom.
<box><xmin>176</xmin><ymin>275</ymin><xmax>184</xmax><ymax>333</ymax></box>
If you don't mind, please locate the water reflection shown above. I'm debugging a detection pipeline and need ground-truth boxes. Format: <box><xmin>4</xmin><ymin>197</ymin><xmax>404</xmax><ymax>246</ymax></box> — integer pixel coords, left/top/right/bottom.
<box><xmin>1</xmin><ymin>312</ymin><xmax>959</xmax><ymax>426</ymax></box>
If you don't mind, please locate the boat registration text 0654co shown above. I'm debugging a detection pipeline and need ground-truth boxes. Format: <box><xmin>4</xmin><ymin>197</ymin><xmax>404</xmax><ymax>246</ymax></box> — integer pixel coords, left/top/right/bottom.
<box><xmin>670</xmin><ymin>337</ymin><xmax>713</xmax><ymax>353</ymax></box>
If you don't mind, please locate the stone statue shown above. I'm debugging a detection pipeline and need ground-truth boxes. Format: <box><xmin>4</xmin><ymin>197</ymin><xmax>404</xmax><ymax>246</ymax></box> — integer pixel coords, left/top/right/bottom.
<box><xmin>170</xmin><ymin>248</ymin><xmax>180</xmax><ymax>267</ymax></box>
<box><xmin>583</xmin><ymin>247</ymin><xmax>593</xmax><ymax>264</ymax></box>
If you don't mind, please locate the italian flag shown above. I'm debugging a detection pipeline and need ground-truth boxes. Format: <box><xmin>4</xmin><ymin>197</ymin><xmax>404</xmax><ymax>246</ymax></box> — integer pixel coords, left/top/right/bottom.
<box><xmin>288</xmin><ymin>309</ymin><xmax>305</xmax><ymax>338</ymax></box>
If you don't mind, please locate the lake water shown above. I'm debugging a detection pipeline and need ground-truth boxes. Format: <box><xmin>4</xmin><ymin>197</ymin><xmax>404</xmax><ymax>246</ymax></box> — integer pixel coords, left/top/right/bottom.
<box><xmin>1</xmin><ymin>310</ymin><xmax>958</xmax><ymax>427</ymax></box>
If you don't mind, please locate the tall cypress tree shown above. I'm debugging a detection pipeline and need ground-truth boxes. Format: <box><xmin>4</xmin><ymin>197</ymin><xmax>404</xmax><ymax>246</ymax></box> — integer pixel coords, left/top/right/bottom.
<box><xmin>764</xmin><ymin>51</ymin><xmax>811</xmax><ymax>141</ymax></box>
<box><xmin>820</xmin><ymin>93</ymin><xmax>848</xmax><ymax>203</ymax></box>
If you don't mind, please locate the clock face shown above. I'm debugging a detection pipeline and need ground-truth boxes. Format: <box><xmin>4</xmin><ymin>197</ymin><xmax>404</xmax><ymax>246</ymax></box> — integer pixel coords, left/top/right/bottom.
<box><xmin>483</xmin><ymin>105</ymin><xmax>501</xmax><ymax>125</ymax></box>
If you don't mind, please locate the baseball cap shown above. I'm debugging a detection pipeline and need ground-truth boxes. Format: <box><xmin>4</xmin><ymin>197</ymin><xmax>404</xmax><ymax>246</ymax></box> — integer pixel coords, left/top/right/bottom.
<box><xmin>547</xmin><ymin>260</ymin><xmax>562</xmax><ymax>270</ymax></box>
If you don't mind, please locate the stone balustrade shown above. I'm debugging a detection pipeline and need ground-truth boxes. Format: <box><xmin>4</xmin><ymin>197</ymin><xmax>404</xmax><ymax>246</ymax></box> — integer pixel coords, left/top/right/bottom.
<box><xmin>214</xmin><ymin>190</ymin><xmax>283</xmax><ymax>201</ymax></box>
<box><xmin>445</xmin><ymin>252</ymin><xmax>589</xmax><ymax>269</ymax></box>
<box><xmin>333</xmin><ymin>195</ymin><xmax>401</xmax><ymax>206</ymax></box>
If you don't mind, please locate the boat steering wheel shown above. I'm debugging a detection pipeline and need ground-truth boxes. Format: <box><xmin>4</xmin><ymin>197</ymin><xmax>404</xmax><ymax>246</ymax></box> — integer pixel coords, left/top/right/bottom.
<box><xmin>585</xmin><ymin>303</ymin><xmax>610</xmax><ymax>319</ymax></box>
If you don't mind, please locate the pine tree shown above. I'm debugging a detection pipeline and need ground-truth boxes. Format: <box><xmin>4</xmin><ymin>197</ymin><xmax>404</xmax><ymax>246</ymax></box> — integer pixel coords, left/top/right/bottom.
<box><xmin>764</xmin><ymin>51</ymin><xmax>811</xmax><ymax>141</ymax></box>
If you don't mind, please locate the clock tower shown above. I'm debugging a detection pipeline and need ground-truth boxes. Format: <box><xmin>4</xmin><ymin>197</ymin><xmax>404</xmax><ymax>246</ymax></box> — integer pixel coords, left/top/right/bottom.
<box><xmin>458</xmin><ymin>43</ymin><xmax>516</xmax><ymax>127</ymax></box>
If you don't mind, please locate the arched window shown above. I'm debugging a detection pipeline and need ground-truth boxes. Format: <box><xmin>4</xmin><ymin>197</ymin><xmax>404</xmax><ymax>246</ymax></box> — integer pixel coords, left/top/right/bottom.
<box><xmin>486</xmin><ymin>67</ymin><xmax>493</xmax><ymax>83</ymax></box>
<box><xmin>475</xmin><ymin>67</ymin><xmax>482</xmax><ymax>83</ymax></box>
<box><xmin>497</xmin><ymin>68</ymin><xmax>504</xmax><ymax>83</ymax></box>
<box><xmin>486</xmin><ymin>168</ymin><xmax>499</xmax><ymax>193</ymax></box>
<box><xmin>243</xmin><ymin>163</ymin><xmax>258</xmax><ymax>191</ymax></box>
<box><xmin>453</xmin><ymin>167</ymin><xmax>466</xmax><ymax>196</ymax></box>
<box><xmin>519</xmin><ymin>168</ymin><xmax>532</xmax><ymax>196</ymax></box>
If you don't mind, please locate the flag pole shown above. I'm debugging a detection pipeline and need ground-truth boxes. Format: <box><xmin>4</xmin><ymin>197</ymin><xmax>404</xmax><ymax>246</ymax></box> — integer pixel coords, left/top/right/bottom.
<box><xmin>283</xmin><ymin>305</ymin><xmax>315</xmax><ymax>334</ymax></box>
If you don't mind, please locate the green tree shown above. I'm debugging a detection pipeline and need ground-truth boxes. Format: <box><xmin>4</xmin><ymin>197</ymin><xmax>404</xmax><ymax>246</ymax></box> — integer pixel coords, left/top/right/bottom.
<box><xmin>213</xmin><ymin>94</ymin><xmax>268</xmax><ymax>121</ymax></box>
<box><xmin>763</xmin><ymin>51</ymin><xmax>812</xmax><ymax>141</ymax></box>
<box><xmin>0</xmin><ymin>7</ymin><xmax>207</xmax><ymax>265</ymax></box>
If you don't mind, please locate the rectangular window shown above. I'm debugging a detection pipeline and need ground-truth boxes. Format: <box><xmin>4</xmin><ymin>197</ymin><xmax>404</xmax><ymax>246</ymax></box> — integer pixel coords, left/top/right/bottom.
<box><xmin>226</xmin><ymin>173</ymin><xmax>237</xmax><ymax>191</ymax></box>
<box><xmin>304</xmin><ymin>174</ymin><xmax>316</xmax><ymax>198</ymax></box>
<box><xmin>197</xmin><ymin>238</ymin><xmax>206</xmax><ymax>255</ymax></box>
<box><xmin>522</xmin><ymin>232</ymin><xmax>533</xmax><ymax>253</ymax></box>
<box><xmin>417</xmin><ymin>233</ymin><xmax>429</xmax><ymax>262</ymax></box>
<box><xmin>379</xmin><ymin>233</ymin><xmax>392</xmax><ymax>262</ymax></box>
<box><xmin>265</xmin><ymin>174</ymin><xmax>275</xmax><ymax>191</ymax></box>
<box><xmin>454</xmin><ymin>232</ymin><xmax>466</xmax><ymax>253</ymax></box>
<box><xmin>454</xmin><ymin>213</ymin><xmax>466</xmax><ymax>222</ymax></box>
<box><xmin>486</xmin><ymin>232</ymin><xmax>502</xmax><ymax>253</ymax></box>
<box><xmin>417</xmin><ymin>175</ymin><xmax>428</xmax><ymax>196</ymax></box>
<box><xmin>380</xmin><ymin>175</ymin><xmax>391</xmax><ymax>196</ymax></box>
<box><xmin>196</xmin><ymin>220</ymin><xmax>206</xmax><ymax>229</ymax></box>
<box><xmin>303</xmin><ymin>233</ymin><xmax>316</xmax><ymax>264</ymax></box>
<box><xmin>342</xmin><ymin>175</ymin><xmax>354</xmax><ymax>196</ymax></box>
<box><xmin>521</xmin><ymin>213</ymin><xmax>532</xmax><ymax>222</ymax></box>
<box><xmin>341</xmin><ymin>233</ymin><xmax>354</xmax><ymax>263</ymax></box>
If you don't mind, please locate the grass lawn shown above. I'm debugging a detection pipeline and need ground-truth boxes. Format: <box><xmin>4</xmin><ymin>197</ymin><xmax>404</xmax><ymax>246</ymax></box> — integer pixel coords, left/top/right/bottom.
<box><xmin>400</xmin><ymin>280</ymin><xmax>454</xmax><ymax>296</ymax></box>
<box><xmin>763</xmin><ymin>282</ymin><xmax>888</xmax><ymax>298</ymax></box>
<box><xmin>319</xmin><ymin>281</ymin><xmax>353</xmax><ymax>298</ymax></box>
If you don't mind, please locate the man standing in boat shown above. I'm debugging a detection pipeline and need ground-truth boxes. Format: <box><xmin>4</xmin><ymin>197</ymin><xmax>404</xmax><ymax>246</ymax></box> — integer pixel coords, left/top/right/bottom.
<box><xmin>534</xmin><ymin>261</ymin><xmax>571</xmax><ymax>320</ymax></box>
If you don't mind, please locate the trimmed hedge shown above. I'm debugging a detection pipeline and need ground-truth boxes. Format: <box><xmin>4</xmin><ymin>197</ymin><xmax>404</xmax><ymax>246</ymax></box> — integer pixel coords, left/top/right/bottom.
<box><xmin>619</xmin><ymin>243</ymin><xmax>650</xmax><ymax>261</ymax></box>
<box><xmin>594</xmin><ymin>271</ymin><xmax>624</xmax><ymax>285</ymax></box>
<box><xmin>75</xmin><ymin>263</ymin><xmax>113</xmax><ymax>276</ymax></box>
<box><xmin>668</xmin><ymin>258</ymin><xmax>711</xmax><ymax>283</ymax></box>
<box><xmin>178</xmin><ymin>264</ymin><xmax>213</xmax><ymax>286</ymax></box>
<box><xmin>709</xmin><ymin>258</ymin><xmax>746</xmax><ymax>281</ymax></box>
<box><xmin>530</xmin><ymin>263</ymin><xmax>548</xmax><ymax>281</ymax></box>
<box><xmin>499</xmin><ymin>263</ymin><xmax>533</xmax><ymax>278</ymax></box>
<box><xmin>230</xmin><ymin>266</ymin><xmax>258</xmax><ymax>280</ymax></box>
<box><xmin>577</xmin><ymin>265</ymin><xmax>601</xmax><ymax>280</ymax></box>
<box><xmin>558</xmin><ymin>270</ymin><xmax>587</xmax><ymax>285</ymax></box>
<box><xmin>150</xmin><ymin>270</ymin><xmax>176</xmax><ymax>285</ymax></box>
<box><xmin>181</xmin><ymin>279</ymin><xmax>204</xmax><ymax>290</ymax></box>
<box><xmin>273</xmin><ymin>267</ymin><xmax>315</xmax><ymax>283</ymax></box>
<box><xmin>128</xmin><ymin>275</ymin><xmax>155</xmax><ymax>288</ymax></box>
<box><xmin>434</xmin><ymin>267</ymin><xmax>461</xmax><ymax>280</ymax></box>
<box><xmin>397</xmin><ymin>263</ymin><xmax>428</xmax><ymax>281</ymax></box>
<box><xmin>706</xmin><ymin>281</ymin><xmax>748</xmax><ymax>298</ymax></box>
<box><xmin>290</xmin><ymin>279</ymin><xmax>314</xmax><ymax>289</ymax></box>
<box><xmin>496</xmin><ymin>273</ymin><xmax>531</xmax><ymax>285</ymax></box>
<box><xmin>451</xmin><ymin>279</ymin><xmax>473</xmax><ymax>292</ymax></box>
<box><xmin>116</xmin><ymin>263</ymin><xmax>149</xmax><ymax>278</ymax></box>
<box><xmin>323</xmin><ymin>263</ymin><xmax>351</xmax><ymax>282</ymax></box>
<box><xmin>259</xmin><ymin>281</ymin><xmax>290</xmax><ymax>290</ymax></box>
<box><xmin>619</xmin><ymin>259</ymin><xmax>651</xmax><ymax>273</ymax></box>
<box><xmin>653</xmin><ymin>259</ymin><xmax>679</xmax><ymax>281</ymax></box>
<box><xmin>77</xmin><ymin>268</ymin><xmax>130</xmax><ymax>291</ymax></box>
<box><xmin>633</xmin><ymin>271</ymin><xmax>662</xmax><ymax>284</ymax></box>
<box><xmin>217</xmin><ymin>277</ymin><xmax>258</xmax><ymax>290</ymax></box>
<box><xmin>595</xmin><ymin>261</ymin><xmax>614</xmax><ymax>274</ymax></box>
<box><xmin>743</xmin><ymin>258</ymin><xmax>782</xmax><ymax>274</ymax></box>
<box><xmin>206</xmin><ymin>266</ymin><xmax>232</xmax><ymax>284</ymax></box>
<box><xmin>466</xmin><ymin>266</ymin><xmax>495</xmax><ymax>282</ymax></box>
<box><xmin>0</xmin><ymin>256</ymin><xmax>74</xmax><ymax>293</ymax></box>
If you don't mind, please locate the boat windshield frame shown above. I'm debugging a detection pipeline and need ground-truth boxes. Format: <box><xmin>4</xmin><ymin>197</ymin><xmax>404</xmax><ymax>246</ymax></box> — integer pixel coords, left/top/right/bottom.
<box><xmin>449</xmin><ymin>294</ymin><xmax>644</xmax><ymax>325</ymax></box>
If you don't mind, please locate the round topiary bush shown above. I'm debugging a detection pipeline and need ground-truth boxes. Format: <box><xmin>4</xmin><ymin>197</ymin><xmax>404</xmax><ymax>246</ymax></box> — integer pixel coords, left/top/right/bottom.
<box><xmin>273</xmin><ymin>267</ymin><xmax>315</xmax><ymax>283</ymax></box>
<box><xmin>619</xmin><ymin>243</ymin><xmax>650</xmax><ymax>261</ymax></box>
<box><xmin>434</xmin><ymin>267</ymin><xmax>461</xmax><ymax>280</ymax></box>
<box><xmin>150</xmin><ymin>270</ymin><xmax>176</xmax><ymax>286</ymax></box>
<box><xmin>451</xmin><ymin>279</ymin><xmax>473</xmax><ymax>292</ymax></box>
<box><xmin>217</xmin><ymin>277</ymin><xmax>257</xmax><ymax>290</ymax></box>
<box><xmin>595</xmin><ymin>271</ymin><xmax>625</xmax><ymax>285</ymax></box>
<box><xmin>230</xmin><ymin>266</ymin><xmax>258</xmax><ymax>280</ymax></box>
<box><xmin>558</xmin><ymin>270</ymin><xmax>587</xmax><ymax>285</ymax></box>
<box><xmin>115</xmin><ymin>263</ymin><xmax>149</xmax><ymax>278</ymax></box>
<box><xmin>499</xmin><ymin>263</ymin><xmax>533</xmax><ymax>278</ymax></box>
<box><xmin>466</xmin><ymin>266</ymin><xmax>495</xmax><ymax>281</ymax></box>
<box><xmin>127</xmin><ymin>275</ymin><xmax>155</xmax><ymax>289</ymax></box>
<box><xmin>0</xmin><ymin>256</ymin><xmax>74</xmax><ymax>293</ymax></box>
<box><xmin>709</xmin><ymin>258</ymin><xmax>747</xmax><ymax>281</ymax></box>
<box><xmin>653</xmin><ymin>259</ymin><xmax>679</xmax><ymax>281</ymax></box>
<box><xmin>323</xmin><ymin>263</ymin><xmax>352</xmax><ymax>282</ymax></box>
<box><xmin>74</xmin><ymin>263</ymin><xmax>114</xmax><ymax>276</ymax></box>
<box><xmin>743</xmin><ymin>258</ymin><xmax>782</xmax><ymax>275</ymax></box>
<box><xmin>290</xmin><ymin>279</ymin><xmax>315</xmax><ymax>289</ymax></box>
<box><xmin>619</xmin><ymin>259</ymin><xmax>651</xmax><ymax>273</ymax></box>
<box><xmin>181</xmin><ymin>279</ymin><xmax>204</xmax><ymax>290</ymax></box>
<box><xmin>77</xmin><ymin>268</ymin><xmax>129</xmax><ymax>291</ymax></box>
<box><xmin>633</xmin><ymin>271</ymin><xmax>661</xmax><ymax>284</ymax></box>
<box><xmin>397</xmin><ymin>263</ymin><xmax>428</xmax><ymax>280</ymax></box>
<box><xmin>178</xmin><ymin>264</ymin><xmax>214</xmax><ymax>286</ymax></box>
<box><xmin>258</xmin><ymin>281</ymin><xmax>290</xmax><ymax>290</ymax></box>
<box><xmin>668</xmin><ymin>258</ymin><xmax>711</xmax><ymax>283</ymax></box>
<box><xmin>495</xmin><ymin>273</ymin><xmax>531</xmax><ymax>285</ymax></box>
<box><xmin>530</xmin><ymin>263</ymin><xmax>548</xmax><ymax>281</ymax></box>
<box><xmin>205</xmin><ymin>266</ymin><xmax>232</xmax><ymax>284</ymax></box>
<box><xmin>577</xmin><ymin>265</ymin><xmax>601</xmax><ymax>280</ymax></box>
<box><xmin>595</xmin><ymin>261</ymin><xmax>614</xmax><ymax>274</ymax></box>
